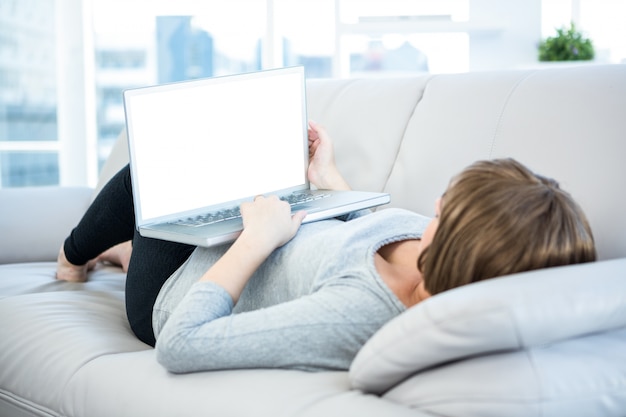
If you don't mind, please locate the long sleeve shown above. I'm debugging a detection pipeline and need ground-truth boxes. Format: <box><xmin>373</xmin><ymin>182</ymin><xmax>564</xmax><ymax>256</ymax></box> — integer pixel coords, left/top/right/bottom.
<box><xmin>155</xmin><ymin>278</ymin><xmax>403</xmax><ymax>373</ymax></box>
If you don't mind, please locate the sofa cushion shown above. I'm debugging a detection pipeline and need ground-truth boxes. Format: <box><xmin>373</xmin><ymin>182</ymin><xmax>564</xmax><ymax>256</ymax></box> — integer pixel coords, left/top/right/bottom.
<box><xmin>306</xmin><ymin>77</ymin><xmax>431</xmax><ymax>194</ymax></box>
<box><xmin>349</xmin><ymin>258</ymin><xmax>626</xmax><ymax>416</ymax></box>
<box><xmin>0</xmin><ymin>263</ymin><xmax>145</xmax><ymax>414</ymax></box>
<box><xmin>381</xmin><ymin>328</ymin><xmax>626</xmax><ymax>417</ymax></box>
<box><xmin>0</xmin><ymin>187</ymin><xmax>92</xmax><ymax>264</ymax></box>
<box><xmin>0</xmin><ymin>262</ymin><xmax>126</xmax><ymax>299</ymax></box>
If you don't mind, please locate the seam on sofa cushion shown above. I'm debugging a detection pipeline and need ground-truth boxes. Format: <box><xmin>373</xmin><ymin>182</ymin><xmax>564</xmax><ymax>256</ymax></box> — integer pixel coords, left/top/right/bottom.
<box><xmin>381</xmin><ymin>75</ymin><xmax>435</xmax><ymax>193</ymax></box>
<box><xmin>0</xmin><ymin>388</ymin><xmax>58</xmax><ymax>417</ymax></box>
<box><xmin>488</xmin><ymin>70</ymin><xmax>537</xmax><ymax>159</ymax></box>
<box><xmin>524</xmin><ymin>348</ymin><xmax>545</xmax><ymax>417</ymax></box>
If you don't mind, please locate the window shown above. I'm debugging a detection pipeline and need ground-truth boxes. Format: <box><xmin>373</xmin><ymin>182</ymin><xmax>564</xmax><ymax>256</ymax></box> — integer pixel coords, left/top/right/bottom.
<box><xmin>3</xmin><ymin>0</ymin><xmax>624</xmax><ymax>188</ymax></box>
<box><xmin>0</xmin><ymin>0</ymin><xmax>59</xmax><ymax>187</ymax></box>
<box><xmin>337</xmin><ymin>0</ymin><xmax>469</xmax><ymax>76</ymax></box>
<box><xmin>97</xmin><ymin>50</ymin><xmax>147</xmax><ymax>69</ymax></box>
<box><xmin>92</xmin><ymin>0</ymin><xmax>267</xmax><ymax>168</ymax></box>
<box><xmin>274</xmin><ymin>0</ymin><xmax>335</xmax><ymax>78</ymax></box>
<box><xmin>1</xmin><ymin>152</ymin><xmax>59</xmax><ymax>187</ymax></box>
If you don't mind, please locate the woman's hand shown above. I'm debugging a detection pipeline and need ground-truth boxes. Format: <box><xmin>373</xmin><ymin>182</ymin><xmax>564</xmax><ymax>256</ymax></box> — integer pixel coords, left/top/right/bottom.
<box><xmin>307</xmin><ymin>121</ymin><xmax>351</xmax><ymax>191</ymax></box>
<box><xmin>239</xmin><ymin>195</ymin><xmax>306</xmax><ymax>253</ymax></box>
<box><xmin>198</xmin><ymin>196</ymin><xmax>305</xmax><ymax>304</ymax></box>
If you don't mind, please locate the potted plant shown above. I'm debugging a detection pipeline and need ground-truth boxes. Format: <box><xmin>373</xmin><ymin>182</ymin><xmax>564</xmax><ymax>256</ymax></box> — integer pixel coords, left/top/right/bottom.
<box><xmin>538</xmin><ymin>22</ymin><xmax>594</xmax><ymax>61</ymax></box>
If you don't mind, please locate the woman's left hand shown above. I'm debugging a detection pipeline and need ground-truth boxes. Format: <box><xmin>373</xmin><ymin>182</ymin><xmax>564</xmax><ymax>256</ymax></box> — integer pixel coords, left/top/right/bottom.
<box><xmin>240</xmin><ymin>195</ymin><xmax>306</xmax><ymax>253</ymax></box>
<box><xmin>307</xmin><ymin>121</ymin><xmax>351</xmax><ymax>191</ymax></box>
<box><xmin>198</xmin><ymin>197</ymin><xmax>305</xmax><ymax>304</ymax></box>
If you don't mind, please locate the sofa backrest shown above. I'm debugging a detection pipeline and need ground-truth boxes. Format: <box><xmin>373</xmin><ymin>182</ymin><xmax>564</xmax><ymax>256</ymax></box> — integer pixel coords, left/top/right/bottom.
<box><xmin>101</xmin><ymin>65</ymin><xmax>626</xmax><ymax>260</ymax></box>
<box><xmin>306</xmin><ymin>65</ymin><xmax>626</xmax><ymax>260</ymax></box>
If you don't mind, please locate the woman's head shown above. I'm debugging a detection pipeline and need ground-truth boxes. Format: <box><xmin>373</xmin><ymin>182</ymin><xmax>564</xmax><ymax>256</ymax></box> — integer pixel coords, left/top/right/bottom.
<box><xmin>418</xmin><ymin>158</ymin><xmax>596</xmax><ymax>296</ymax></box>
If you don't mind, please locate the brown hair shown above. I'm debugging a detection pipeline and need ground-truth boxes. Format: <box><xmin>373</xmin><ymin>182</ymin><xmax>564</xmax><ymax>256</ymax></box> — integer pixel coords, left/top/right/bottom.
<box><xmin>418</xmin><ymin>158</ymin><xmax>596</xmax><ymax>295</ymax></box>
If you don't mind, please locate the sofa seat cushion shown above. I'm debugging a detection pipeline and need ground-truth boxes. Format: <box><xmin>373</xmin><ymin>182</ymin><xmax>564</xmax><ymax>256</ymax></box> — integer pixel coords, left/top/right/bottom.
<box><xmin>0</xmin><ymin>263</ymin><xmax>147</xmax><ymax>415</ymax></box>
<box><xmin>64</xmin><ymin>356</ymin><xmax>362</xmax><ymax>417</ymax></box>
<box><xmin>0</xmin><ymin>262</ymin><xmax>126</xmax><ymax>299</ymax></box>
<box><xmin>0</xmin><ymin>263</ymin><xmax>423</xmax><ymax>417</ymax></box>
<box><xmin>349</xmin><ymin>258</ymin><xmax>626</xmax><ymax>417</ymax></box>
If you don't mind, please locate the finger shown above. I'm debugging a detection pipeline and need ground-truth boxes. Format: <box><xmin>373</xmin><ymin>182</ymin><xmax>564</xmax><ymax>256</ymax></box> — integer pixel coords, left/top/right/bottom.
<box><xmin>308</xmin><ymin>141</ymin><xmax>314</xmax><ymax>157</ymax></box>
<box><xmin>309</xmin><ymin>120</ymin><xmax>325</xmax><ymax>133</ymax></box>
<box><xmin>292</xmin><ymin>210</ymin><xmax>307</xmax><ymax>226</ymax></box>
<box><xmin>308</xmin><ymin>121</ymin><xmax>321</xmax><ymax>138</ymax></box>
<box><xmin>309</xmin><ymin>120</ymin><xmax>327</xmax><ymax>137</ymax></box>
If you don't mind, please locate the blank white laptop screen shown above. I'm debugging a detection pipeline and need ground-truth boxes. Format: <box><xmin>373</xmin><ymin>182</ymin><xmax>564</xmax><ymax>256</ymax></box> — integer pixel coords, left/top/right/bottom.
<box><xmin>125</xmin><ymin>68</ymin><xmax>307</xmax><ymax>224</ymax></box>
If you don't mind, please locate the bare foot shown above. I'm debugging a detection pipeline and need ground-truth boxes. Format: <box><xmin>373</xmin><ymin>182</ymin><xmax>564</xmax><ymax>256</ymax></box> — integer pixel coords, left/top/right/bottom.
<box><xmin>97</xmin><ymin>241</ymin><xmax>132</xmax><ymax>272</ymax></box>
<box><xmin>55</xmin><ymin>246</ymin><xmax>97</xmax><ymax>282</ymax></box>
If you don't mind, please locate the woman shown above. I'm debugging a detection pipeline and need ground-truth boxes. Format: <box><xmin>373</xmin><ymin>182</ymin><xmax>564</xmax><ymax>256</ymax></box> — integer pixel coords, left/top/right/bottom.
<box><xmin>57</xmin><ymin>122</ymin><xmax>596</xmax><ymax>373</ymax></box>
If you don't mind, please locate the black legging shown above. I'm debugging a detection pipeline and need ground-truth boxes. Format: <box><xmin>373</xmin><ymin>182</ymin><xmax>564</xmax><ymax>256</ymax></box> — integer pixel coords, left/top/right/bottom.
<box><xmin>63</xmin><ymin>164</ymin><xmax>195</xmax><ymax>346</ymax></box>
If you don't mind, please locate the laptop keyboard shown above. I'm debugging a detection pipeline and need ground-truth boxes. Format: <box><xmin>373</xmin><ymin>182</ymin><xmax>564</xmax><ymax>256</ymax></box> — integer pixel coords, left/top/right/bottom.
<box><xmin>171</xmin><ymin>191</ymin><xmax>330</xmax><ymax>227</ymax></box>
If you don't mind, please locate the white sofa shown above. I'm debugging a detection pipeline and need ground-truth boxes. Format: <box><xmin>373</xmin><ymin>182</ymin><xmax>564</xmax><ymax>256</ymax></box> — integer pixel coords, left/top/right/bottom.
<box><xmin>1</xmin><ymin>65</ymin><xmax>625</xmax><ymax>417</ymax></box>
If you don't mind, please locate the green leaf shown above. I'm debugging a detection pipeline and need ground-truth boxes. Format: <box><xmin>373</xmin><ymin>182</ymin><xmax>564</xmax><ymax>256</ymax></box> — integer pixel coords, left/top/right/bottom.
<box><xmin>538</xmin><ymin>22</ymin><xmax>595</xmax><ymax>61</ymax></box>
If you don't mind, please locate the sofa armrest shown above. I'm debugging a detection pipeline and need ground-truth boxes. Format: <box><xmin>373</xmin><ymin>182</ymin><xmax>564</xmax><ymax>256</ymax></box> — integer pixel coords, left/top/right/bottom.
<box><xmin>0</xmin><ymin>187</ymin><xmax>93</xmax><ymax>264</ymax></box>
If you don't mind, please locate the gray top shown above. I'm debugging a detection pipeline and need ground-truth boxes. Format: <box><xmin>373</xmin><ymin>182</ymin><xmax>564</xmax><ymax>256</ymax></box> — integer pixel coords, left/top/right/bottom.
<box><xmin>153</xmin><ymin>208</ymin><xmax>431</xmax><ymax>373</ymax></box>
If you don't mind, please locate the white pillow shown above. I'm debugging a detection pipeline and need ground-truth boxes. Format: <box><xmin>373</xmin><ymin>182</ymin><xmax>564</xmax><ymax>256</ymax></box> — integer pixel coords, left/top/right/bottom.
<box><xmin>349</xmin><ymin>259</ymin><xmax>626</xmax><ymax>417</ymax></box>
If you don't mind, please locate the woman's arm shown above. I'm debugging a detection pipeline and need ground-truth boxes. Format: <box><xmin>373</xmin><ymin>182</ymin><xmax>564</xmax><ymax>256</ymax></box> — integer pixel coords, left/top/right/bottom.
<box><xmin>155</xmin><ymin>281</ymin><xmax>401</xmax><ymax>373</ymax></box>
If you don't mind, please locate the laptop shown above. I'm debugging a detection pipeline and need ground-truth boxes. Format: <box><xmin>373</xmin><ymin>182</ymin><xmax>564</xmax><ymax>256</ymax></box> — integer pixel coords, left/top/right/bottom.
<box><xmin>123</xmin><ymin>66</ymin><xmax>390</xmax><ymax>247</ymax></box>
